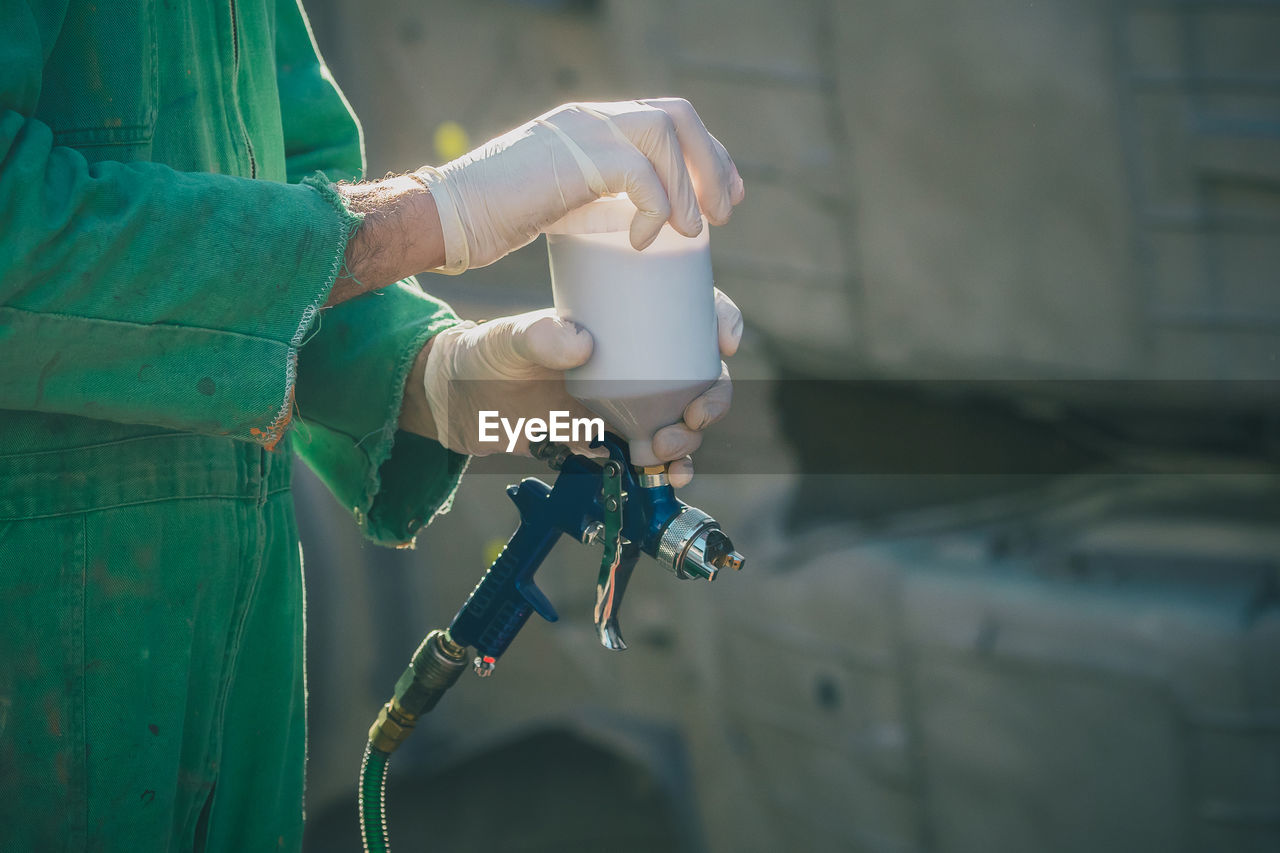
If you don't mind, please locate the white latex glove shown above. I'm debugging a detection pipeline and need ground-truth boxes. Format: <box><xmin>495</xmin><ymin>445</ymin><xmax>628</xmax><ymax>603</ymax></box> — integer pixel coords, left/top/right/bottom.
<box><xmin>423</xmin><ymin>293</ymin><xmax>742</xmax><ymax>487</ymax></box>
<box><xmin>415</xmin><ymin>99</ymin><xmax>745</xmax><ymax>273</ymax></box>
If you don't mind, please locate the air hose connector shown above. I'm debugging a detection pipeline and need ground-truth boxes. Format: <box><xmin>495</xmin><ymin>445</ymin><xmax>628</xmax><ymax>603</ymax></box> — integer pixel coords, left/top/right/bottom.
<box><xmin>367</xmin><ymin>629</ymin><xmax>468</xmax><ymax>755</ymax></box>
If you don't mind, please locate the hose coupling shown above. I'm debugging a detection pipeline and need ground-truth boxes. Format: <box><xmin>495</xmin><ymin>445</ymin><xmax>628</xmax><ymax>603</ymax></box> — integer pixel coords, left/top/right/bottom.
<box><xmin>367</xmin><ymin>629</ymin><xmax>467</xmax><ymax>754</ymax></box>
<box><xmin>368</xmin><ymin>699</ymin><xmax>417</xmax><ymax>755</ymax></box>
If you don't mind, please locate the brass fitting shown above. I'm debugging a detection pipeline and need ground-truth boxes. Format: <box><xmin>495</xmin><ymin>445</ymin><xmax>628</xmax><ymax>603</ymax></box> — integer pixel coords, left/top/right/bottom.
<box><xmin>368</xmin><ymin>698</ymin><xmax>418</xmax><ymax>754</ymax></box>
<box><xmin>637</xmin><ymin>464</ymin><xmax>668</xmax><ymax>488</ymax></box>
<box><xmin>367</xmin><ymin>629</ymin><xmax>468</xmax><ymax>755</ymax></box>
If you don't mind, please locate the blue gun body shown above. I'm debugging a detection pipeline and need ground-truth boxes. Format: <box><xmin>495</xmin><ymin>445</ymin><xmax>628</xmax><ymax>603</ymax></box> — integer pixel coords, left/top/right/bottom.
<box><xmin>447</xmin><ymin>435</ymin><xmax>684</xmax><ymax>663</ymax></box>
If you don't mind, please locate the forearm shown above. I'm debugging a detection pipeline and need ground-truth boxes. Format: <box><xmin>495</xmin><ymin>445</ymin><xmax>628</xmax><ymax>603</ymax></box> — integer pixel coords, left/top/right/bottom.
<box><xmin>0</xmin><ymin>102</ymin><xmax>371</xmax><ymax>444</ymax></box>
<box><xmin>331</xmin><ymin>175</ymin><xmax>445</xmax><ymax>305</ymax></box>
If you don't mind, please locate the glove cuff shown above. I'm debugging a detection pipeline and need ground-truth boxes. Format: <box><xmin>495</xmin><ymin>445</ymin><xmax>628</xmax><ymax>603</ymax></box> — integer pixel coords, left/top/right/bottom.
<box><xmin>412</xmin><ymin>167</ymin><xmax>470</xmax><ymax>275</ymax></box>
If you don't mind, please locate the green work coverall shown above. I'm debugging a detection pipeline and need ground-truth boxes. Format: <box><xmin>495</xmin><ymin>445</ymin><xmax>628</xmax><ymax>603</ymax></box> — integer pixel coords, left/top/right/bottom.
<box><xmin>0</xmin><ymin>0</ymin><xmax>469</xmax><ymax>848</ymax></box>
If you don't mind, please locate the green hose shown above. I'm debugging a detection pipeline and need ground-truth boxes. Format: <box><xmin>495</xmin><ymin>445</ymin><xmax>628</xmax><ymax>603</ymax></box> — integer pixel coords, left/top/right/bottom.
<box><xmin>360</xmin><ymin>630</ymin><xmax>469</xmax><ymax>852</ymax></box>
<box><xmin>359</xmin><ymin>743</ymin><xmax>391</xmax><ymax>853</ymax></box>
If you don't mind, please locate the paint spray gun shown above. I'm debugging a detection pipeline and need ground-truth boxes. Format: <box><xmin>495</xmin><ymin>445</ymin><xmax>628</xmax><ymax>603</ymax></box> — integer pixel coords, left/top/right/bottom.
<box><xmin>454</xmin><ymin>431</ymin><xmax>744</xmax><ymax>673</ymax></box>
<box><xmin>360</xmin><ymin>197</ymin><xmax>742</xmax><ymax>851</ymax></box>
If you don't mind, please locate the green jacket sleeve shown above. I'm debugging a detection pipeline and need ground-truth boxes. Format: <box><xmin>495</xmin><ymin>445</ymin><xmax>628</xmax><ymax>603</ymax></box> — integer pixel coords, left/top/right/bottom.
<box><xmin>277</xmin><ymin>0</ymin><xmax>469</xmax><ymax>547</ymax></box>
<box><xmin>0</xmin><ymin>1</ymin><xmax>359</xmax><ymax>449</ymax></box>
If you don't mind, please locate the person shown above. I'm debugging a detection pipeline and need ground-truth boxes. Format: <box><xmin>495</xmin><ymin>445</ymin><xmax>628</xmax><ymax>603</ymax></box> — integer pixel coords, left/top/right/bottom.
<box><xmin>0</xmin><ymin>0</ymin><xmax>744</xmax><ymax>849</ymax></box>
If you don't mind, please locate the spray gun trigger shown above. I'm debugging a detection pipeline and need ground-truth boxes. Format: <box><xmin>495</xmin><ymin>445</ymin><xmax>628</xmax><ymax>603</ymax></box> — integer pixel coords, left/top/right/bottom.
<box><xmin>595</xmin><ymin>551</ymin><xmax>637</xmax><ymax>651</ymax></box>
<box><xmin>593</xmin><ymin>458</ymin><xmax>632</xmax><ymax>650</ymax></box>
<box><xmin>515</xmin><ymin>577</ymin><xmax>559</xmax><ymax>623</ymax></box>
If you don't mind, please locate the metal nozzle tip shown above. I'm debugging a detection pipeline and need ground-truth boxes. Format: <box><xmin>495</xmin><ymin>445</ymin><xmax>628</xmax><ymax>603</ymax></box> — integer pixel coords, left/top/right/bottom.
<box><xmin>708</xmin><ymin>546</ymin><xmax>745</xmax><ymax>573</ymax></box>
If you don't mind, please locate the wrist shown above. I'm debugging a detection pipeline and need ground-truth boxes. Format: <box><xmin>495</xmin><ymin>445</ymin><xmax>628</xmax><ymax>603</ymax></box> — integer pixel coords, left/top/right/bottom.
<box><xmin>329</xmin><ymin>176</ymin><xmax>446</xmax><ymax>305</ymax></box>
<box><xmin>398</xmin><ymin>335</ymin><xmax>438</xmax><ymax>440</ymax></box>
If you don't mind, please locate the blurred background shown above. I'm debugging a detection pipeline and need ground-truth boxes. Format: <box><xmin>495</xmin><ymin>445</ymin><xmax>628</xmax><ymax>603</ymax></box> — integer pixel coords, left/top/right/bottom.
<box><xmin>294</xmin><ymin>1</ymin><xmax>1280</xmax><ymax>851</ymax></box>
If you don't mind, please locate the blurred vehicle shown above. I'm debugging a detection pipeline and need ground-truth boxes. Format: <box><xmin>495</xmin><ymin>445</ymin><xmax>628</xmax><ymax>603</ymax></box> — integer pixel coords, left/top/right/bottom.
<box><xmin>298</xmin><ymin>1</ymin><xmax>1279</xmax><ymax>851</ymax></box>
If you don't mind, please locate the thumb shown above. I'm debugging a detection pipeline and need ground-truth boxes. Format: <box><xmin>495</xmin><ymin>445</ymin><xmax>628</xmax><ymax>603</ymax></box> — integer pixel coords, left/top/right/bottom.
<box><xmin>509</xmin><ymin>311</ymin><xmax>594</xmax><ymax>371</ymax></box>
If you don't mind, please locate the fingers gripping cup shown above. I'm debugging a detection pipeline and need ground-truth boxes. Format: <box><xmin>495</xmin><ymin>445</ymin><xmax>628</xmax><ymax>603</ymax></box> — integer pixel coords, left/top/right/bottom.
<box><xmin>547</xmin><ymin>195</ymin><xmax>721</xmax><ymax>467</ymax></box>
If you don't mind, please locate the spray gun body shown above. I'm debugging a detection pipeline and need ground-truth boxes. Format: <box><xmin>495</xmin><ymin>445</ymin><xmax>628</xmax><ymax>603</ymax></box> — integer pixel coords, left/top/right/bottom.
<box><xmin>446</xmin><ymin>432</ymin><xmax>744</xmax><ymax>674</ymax></box>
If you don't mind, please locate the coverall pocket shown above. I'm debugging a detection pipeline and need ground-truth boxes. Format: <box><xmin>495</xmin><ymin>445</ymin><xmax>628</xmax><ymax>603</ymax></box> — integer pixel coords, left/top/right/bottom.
<box><xmin>0</xmin><ymin>432</ymin><xmax>306</xmax><ymax>851</ymax></box>
<box><xmin>35</xmin><ymin>0</ymin><xmax>158</xmax><ymax>150</ymax></box>
<box><xmin>0</xmin><ymin>494</ymin><xmax>271</xmax><ymax>852</ymax></box>
<box><xmin>76</xmin><ymin>496</ymin><xmax>253</xmax><ymax>851</ymax></box>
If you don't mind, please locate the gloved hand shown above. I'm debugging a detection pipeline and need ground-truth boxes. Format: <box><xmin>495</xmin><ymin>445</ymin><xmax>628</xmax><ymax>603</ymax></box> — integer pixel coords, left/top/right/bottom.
<box><xmin>415</xmin><ymin>99</ymin><xmax>746</xmax><ymax>273</ymax></box>
<box><xmin>422</xmin><ymin>293</ymin><xmax>742</xmax><ymax>487</ymax></box>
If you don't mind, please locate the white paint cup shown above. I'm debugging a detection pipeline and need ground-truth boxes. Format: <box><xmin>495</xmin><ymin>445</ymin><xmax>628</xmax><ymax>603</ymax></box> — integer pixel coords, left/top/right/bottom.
<box><xmin>547</xmin><ymin>196</ymin><xmax>720</xmax><ymax>466</ymax></box>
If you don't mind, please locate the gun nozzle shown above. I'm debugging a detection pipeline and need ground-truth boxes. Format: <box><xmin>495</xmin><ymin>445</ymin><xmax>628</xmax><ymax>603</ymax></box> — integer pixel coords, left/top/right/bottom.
<box><xmin>713</xmin><ymin>550</ymin><xmax>746</xmax><ymax>572</ymax></box>
<box><xmin>655</xmin><ymin>508</ymin><xmax>747</xmax><ymax>581</ymax></box>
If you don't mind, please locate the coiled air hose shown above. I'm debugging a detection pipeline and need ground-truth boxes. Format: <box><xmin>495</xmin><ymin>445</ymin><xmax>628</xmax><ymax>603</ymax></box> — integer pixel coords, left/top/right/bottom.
<box><xmin>359</xmin><ymin>744</ymin><xmax>390</xmax><ymax>853</ymax></box>
<box><xmin>360</xmin><ymin>629</ymin><xmax>469</xmax><ymax>852</ymax></box>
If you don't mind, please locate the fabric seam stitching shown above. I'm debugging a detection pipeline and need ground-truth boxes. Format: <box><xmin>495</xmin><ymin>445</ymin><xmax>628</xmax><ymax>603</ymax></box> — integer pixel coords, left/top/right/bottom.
<box><xmin>263</xmin><ymin>174</ymin><xmax>366</xmax><ymax>450</ymax></box>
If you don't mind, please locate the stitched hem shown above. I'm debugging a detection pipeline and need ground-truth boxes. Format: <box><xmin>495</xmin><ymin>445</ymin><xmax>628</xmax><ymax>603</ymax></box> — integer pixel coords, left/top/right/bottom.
<box><xmin>356</xmin><ymin>312</ymin><xmax>471</xmax><ymax>546</ymax></box>
<box><xmin>258</xmin><ymin>174</ymin><xmax>365</xmax><ymax>451</ymax></box>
